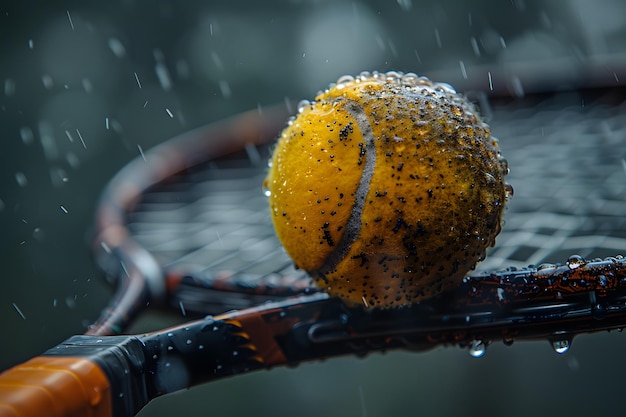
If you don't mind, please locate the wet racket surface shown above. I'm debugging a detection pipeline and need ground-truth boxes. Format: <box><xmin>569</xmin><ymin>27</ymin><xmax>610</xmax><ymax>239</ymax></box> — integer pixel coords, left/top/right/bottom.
<box><xmin>117</xmin><ymin>91</ymin><xmax>626</xmax><ymax>319</ymax></box>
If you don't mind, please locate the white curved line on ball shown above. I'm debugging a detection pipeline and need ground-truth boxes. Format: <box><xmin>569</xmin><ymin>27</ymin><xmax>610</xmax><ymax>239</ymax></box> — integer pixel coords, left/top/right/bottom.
<box><xmin>315</xmin><ymin>99</ymin><xmax>377</xmax><ymax>276</ymax></box>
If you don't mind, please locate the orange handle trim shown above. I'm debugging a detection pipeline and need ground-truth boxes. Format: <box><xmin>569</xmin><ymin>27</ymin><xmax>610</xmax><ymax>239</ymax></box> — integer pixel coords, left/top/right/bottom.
<box><xmin>0</xmin><ymin>356</ymin><xmax>112</xmax><ymax>417</ymax></box>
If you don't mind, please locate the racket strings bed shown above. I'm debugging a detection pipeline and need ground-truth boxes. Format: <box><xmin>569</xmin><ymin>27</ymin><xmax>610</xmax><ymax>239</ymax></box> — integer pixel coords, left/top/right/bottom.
<box><xmin>126</xmin><ymin>146</ymin><xmax>317</xmax><ymax>315</ymax></box>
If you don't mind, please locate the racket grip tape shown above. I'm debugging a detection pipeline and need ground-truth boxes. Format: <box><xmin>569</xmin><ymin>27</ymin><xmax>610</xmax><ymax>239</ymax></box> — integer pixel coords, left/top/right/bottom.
<box><xmin>0</xmin><ymin>336</ymin><xmax>148</xmax><ymax>417</ymax></box>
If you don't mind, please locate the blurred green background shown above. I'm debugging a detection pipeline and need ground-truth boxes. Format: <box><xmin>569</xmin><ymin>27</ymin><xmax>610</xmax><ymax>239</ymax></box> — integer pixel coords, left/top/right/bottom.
<box><xmin>2</xmin><ymin>1</ymin><xmax>626</xmax><ymax>416</ymax></box>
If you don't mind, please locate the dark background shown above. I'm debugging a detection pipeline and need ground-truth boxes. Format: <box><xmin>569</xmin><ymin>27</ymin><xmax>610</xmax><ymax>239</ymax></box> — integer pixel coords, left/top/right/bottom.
<box><xmin>1</xmin><ymin>1</ymin><xmax>626</xmax><ymax>416</ymax></box>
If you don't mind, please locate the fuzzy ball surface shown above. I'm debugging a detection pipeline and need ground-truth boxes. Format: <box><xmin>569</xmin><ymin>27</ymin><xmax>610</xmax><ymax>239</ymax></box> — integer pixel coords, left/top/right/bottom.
<box><xmin>265</xmin><ymin>71</ymin><xmax>509</xmax><ymax>308</ymax></box>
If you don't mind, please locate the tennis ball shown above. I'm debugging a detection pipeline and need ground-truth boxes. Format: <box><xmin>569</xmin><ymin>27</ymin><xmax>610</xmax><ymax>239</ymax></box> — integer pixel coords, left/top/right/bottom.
<box><xmin>265</xmin><ymin>71</ymin><xmax>510</xmax><ymax>308</ymax></box>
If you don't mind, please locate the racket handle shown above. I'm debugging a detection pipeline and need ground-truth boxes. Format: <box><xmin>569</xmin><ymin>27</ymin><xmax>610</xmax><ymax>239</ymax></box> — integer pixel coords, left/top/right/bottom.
<box><xmin>0</xmin><ymin>336</ymin><xmax>148</xmax><ymax>417</ymax></box>
<box><xmin>0</xmin><ymin>356</ymin><xmax>112</xmax><ymax>417</ymax></box>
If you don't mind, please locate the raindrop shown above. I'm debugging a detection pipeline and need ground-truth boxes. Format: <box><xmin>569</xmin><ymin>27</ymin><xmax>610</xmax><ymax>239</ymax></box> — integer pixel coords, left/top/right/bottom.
<box><xmin>468</xmin><ymin>340</ymin><xmax>486</xmax><ymax>358</ymax></box>
<box><xmin>12</xmin><ymin>303</ymin><xmax>26</xmax><ymax>320</ymax></box>
<box><xmin>396</xmin><ymin>0</ymin><xmax>412</xmax><ymax>11</ymax></box>
<box><xmin>488</xmin><ymin>71</ymin><xmax>494</xmax><ymax>91</ymax></box>
<box><xmin>470</xmin><ymin>36</ymin><xmax>480</xmax><ymax>56</ymax></box>
<box><xmin>566</xmin><ymin>255</ymin><xmax>586</xmax><ymax>270</ymax></box>
<box><xmin>500</xmin><ymin>158</ymin><xmax>510</xmax><ymax>175</ymax></box>
<box><xmin>297</xmin><ymin>99</ymin><xmax>311</xmax><ymax>113</ymax></box>
<box><xmin>66</xmin><ymin>10</ymin><xmax>75</xmax><ymax>30</ymax></box>
<box><xmin>60</xmin><ymin>205</ymin><xmax>69</xmax><ymax>214</ymax></box>
<box><xmin>19</xmin><ymin>127</ymin><xmax>34</xmax><ymax>145</ymax></box>
<box><xmin>592</xmin><ymin>302</ymin><xmax>606</xmax><ymax>320</ymax></box>
<box><xmin>503</xmin><ymin>336</ymin><xmax>515</xmax><ymax>346</ymax></box>
<box><xmin>245</xmin><ymin>143</ymin><xmax>261</xmax><ymax>166</ymax></box>
<box><xmin>511</xmin><ymin>76</ymin><xmax>524</xmax><ymax>98</ymax></box>
<box><xmin>551</xmin><ymin>339</ymin><xmax>570</xmax><ymax>354</ymax></box>
<box><xmin>459</xmin><ymin>60</ymin><xmax>468</xmax><ymax>80</ymax></box>
<box><xmin>262</xmin><ymin>180</ymin><xmax>271</xmax><ymax>197</ymax></box>
<box><xmin>401</xmin><ymin>72</ymin><xmax>419</xmax><ymax>86</ymax></box>
<box><xmin>28</xmin><ymin>39</ymin><xmax>34</xmax><ymax>49</ymax></box>
<box><xmin>66</xmin><ymin>152</ymin><xmax>80</xmax><ymax>168</ymax></box>
<box><xmin>82</xmin><ymin>78</ymin><xmax>93</xmax><ymax>93</ymax></box>
<box><xmin>76</xmin><ymin>129</ymin><xmax>86</xmax><ymax>149</ymax></box>
<box><xmin>219</xmin><ymin>80</ymin><xmax>231</xmax><ymax>99</ymax></box>
<box><xmin>537</xmin><ymin>263</ymin><xmax>556</xmax><ymax>271</ymax></box>
<box><xmin>42</xmin><ymin>75</ymin><xmax>54</xmax><ymax>89</ymax></box>
<box><xmin>165</xmin><ymin>108</ymin><xmax>174</xmax><ymax>118</ymax></box>
<box><xmin>414</xmin><ymin>49</ymin><xmax>422</xmax><ymax>63</ymax></box>
<box><xmin>567</xmin><ymin>356</ymin><xmax>580</xmax><ymax>371</ymax></box>
<box><xmin>4</xmin><ymin>78</ymin><xmax>16</xmax><ymax>96</ymax></box>
<box><xmin>32</xmin><ymin>227</ymin><xmax>45</xmax><ymax>242</ymax></box>
<box><xmin>504</xmin><ymin>183</ymin><xmax>514</xmax><ymax>199</ymax></box>
<box><xmin>15</xmin><ymin>172</ymin><xmax>28</xmax><ymax>187</ymax></box>
<box><xmin>434</xmin><ymin>28</ymin><xmax>442</xmax><ymax>48</ymax></box>
<box><xmin>186</xmin><ymin>339</ymin><xmax>192</xmax><ymax>345</ymax></box>
<box><xmin>108</xmin><ymin>37</ymin><xmax>126</xmax><ymax>58</ymax></box>
<box><xmin>133</xmin><ymin>72</ymin><xmax>142</xmax><ymax>89</ymax></box>
<box><xmin>155</xmin><ymin>62</ymin><xmax>172</xmax><ymax>91</ymax></box>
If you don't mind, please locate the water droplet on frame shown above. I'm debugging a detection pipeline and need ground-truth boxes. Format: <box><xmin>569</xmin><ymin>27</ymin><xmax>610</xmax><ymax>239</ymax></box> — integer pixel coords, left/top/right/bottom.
<box><xmin>551</xmin><ymin>338</ymin><xmax>571</xmax><ymax>354</ymax></box>
<box><xmin>566</xmin><ymin>255</ymin><xmax>586</xmax><ymax>270</ymax></box>
<box><xmin>468</xmin><ymin>340</ymin><xmax>487</xmax><ymax>358</ymax></box>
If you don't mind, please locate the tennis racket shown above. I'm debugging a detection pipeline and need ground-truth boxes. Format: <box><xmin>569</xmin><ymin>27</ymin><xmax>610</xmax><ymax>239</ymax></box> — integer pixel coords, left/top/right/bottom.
<box><xmin>1</xmin><ymin>91</ymin><xmax>626</xmax><ymax>417</ymax></box>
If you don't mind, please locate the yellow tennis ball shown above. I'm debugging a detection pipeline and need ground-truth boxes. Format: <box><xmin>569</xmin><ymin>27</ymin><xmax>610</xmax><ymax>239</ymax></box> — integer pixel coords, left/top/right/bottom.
<box><xmin>265</xmin><ymin>71</ymin><xmax>510</xmax><ymax>308</ymax></box>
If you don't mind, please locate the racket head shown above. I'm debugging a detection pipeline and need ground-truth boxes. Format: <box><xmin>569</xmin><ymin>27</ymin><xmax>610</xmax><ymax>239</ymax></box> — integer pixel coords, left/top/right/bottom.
<box><xmin>88</xmin><ymin>91</ymin><xmax>626</xmax><ymax>346</ymax></box>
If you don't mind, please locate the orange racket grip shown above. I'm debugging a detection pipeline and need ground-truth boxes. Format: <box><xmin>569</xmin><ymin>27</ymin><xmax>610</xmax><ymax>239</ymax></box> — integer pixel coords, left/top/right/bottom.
<box><xmin>0</xmin><ymin>356</ymin><xmax>112</xmax><ymax>417</ymax></box>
